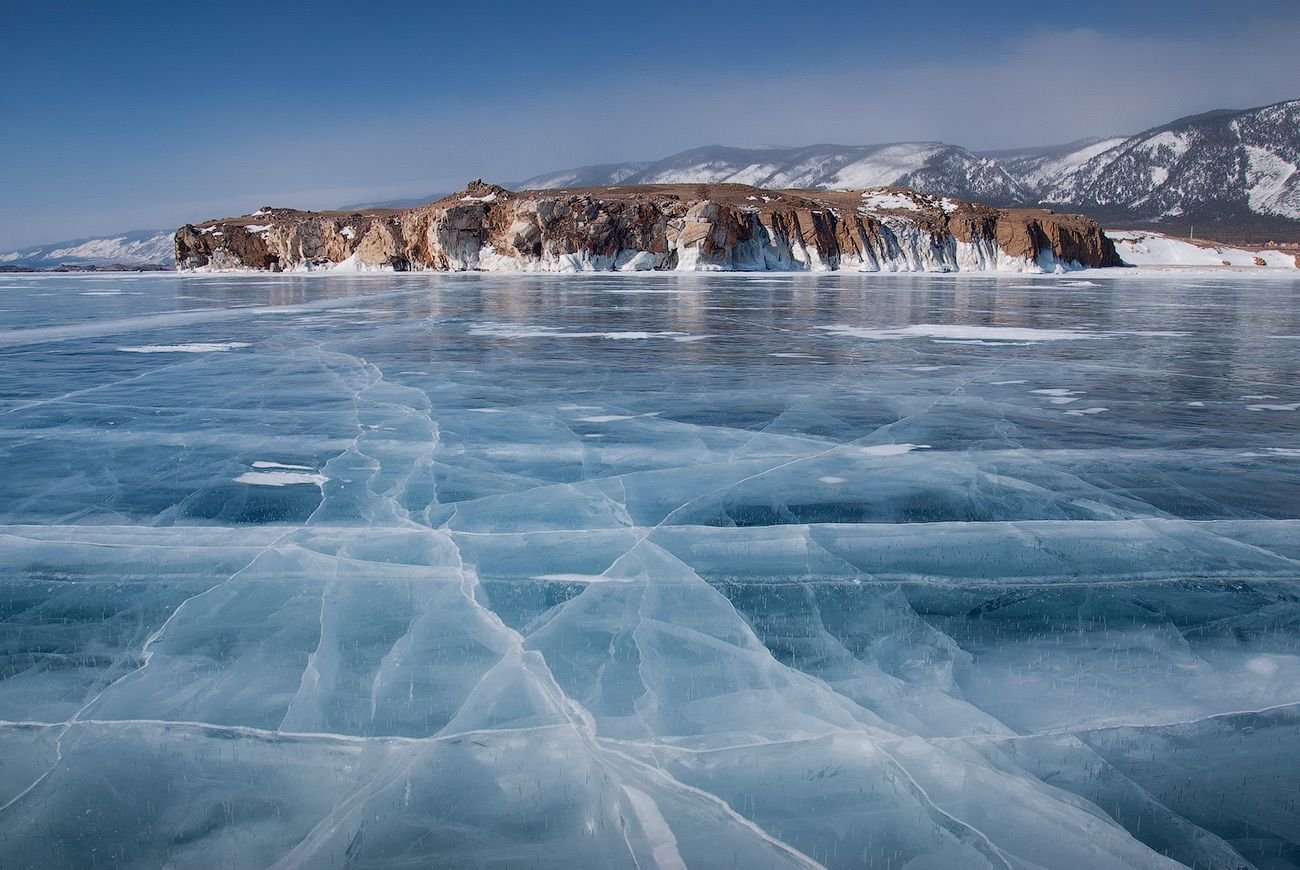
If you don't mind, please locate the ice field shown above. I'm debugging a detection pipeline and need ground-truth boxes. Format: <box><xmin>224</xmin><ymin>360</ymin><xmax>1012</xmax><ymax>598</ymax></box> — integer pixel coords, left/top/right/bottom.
<box><xmin>1</xmin><ymin>270</ymin><xmax>1299</xmax><ymax>869</ymax></box>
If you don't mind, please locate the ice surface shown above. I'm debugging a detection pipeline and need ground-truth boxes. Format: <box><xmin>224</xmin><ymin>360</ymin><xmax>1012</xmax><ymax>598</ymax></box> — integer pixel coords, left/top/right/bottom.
<box><xmin>2</xmin><ymin>270</ymin><xmax>1299</xmax><ymax>868</ymax></box>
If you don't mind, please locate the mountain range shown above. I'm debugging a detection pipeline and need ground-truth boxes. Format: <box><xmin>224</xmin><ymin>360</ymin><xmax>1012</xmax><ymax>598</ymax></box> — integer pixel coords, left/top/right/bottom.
<box><xmin>513</xmin><ymin>99</ymin><xmax>1299</xmax><ymax>240</ymax></box>
<box><xmin>0</xmin><ymin>228</ymin><xmax>175</xmax><ymax>271</ymax></box>
<box><xmin>4</xmin><ymin>99</ymin><xmax>1296</xmax><ymax>268</ymax></box>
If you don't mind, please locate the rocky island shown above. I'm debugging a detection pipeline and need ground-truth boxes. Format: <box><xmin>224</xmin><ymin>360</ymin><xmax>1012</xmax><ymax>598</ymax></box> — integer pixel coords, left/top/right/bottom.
<box><xmin>174</xmin><ymin>181</ymin><xmax>1122</xmax><ymax>273</ymax></box>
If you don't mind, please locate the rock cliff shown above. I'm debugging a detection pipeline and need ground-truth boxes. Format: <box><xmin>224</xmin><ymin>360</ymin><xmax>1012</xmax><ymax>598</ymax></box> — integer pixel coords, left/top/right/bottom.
<box><xmin>175</xmin><ymin>182</ymin><xmax>1122</xmax><ymax>273</ymax></box>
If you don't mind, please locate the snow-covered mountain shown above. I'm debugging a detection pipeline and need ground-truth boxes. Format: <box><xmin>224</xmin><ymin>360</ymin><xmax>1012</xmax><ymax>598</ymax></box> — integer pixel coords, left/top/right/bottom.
<box><xmin>7</xmin><ymin>99</ymin><xmax>1299</xmax><ymax>267</ymax></box>
<box><xmin>1039</xmin><ymin>100</ymin><xmax>1300</xmax><ymax>223</ymax></box>
<box><xmin>0</xmin><ymin>229</ymin><xmax>174</xmax><ymax>268</ymax></box>
<box><xmin>521</xmin><ymin>143</ymin><xmax>1031</xmax><ymax>205</ymax></box>
<box><xmin>517</xmin><ymin>99</ymin><xmax>1299</xmax><ymax>233</ymax></box>
<box><xmin>980</xmin><ymin>137</ymin><xmax>1130</xmax><ymax>197</ymax></box>
<box><xmin>520</xmin><ymin>162</ymin><xmax>651</xmax><ymax>189</ymax></box>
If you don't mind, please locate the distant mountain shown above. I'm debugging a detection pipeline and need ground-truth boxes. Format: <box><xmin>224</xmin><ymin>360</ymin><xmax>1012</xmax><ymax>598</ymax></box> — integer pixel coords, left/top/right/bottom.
<box><xmin>1039</xmin><ymin>100</ymin><xmax>1300</xmax><ymax>226</ymax></box>
<box><xmin>979</xmin><ymin>137</ymin><xmax>1130</xmax><ymax>198</ymax></box>
<box><xmin>0</xmin><ymin>229</ymin><xmax>174</xmax><ymax>269</ymax></box>
<box><xmin>521</xmin><ymin>162</ymin><xmax>651</xmax><ymax>189</ymax></box>
<box><xmin>516</xmin><ymin>99</ymin><xmax>1299</xmax><ymax>238</ymax></box>
<box><xmin>340</xmin><ymin>194</ymin><xmax>449</xmax><ymax>210</ymax></box>
<box><xmin>8</xmin><ymin>99</ymin><xmax>1299</xmax><ymax>264</ymax></box>
<box><xmin>520</xmin><ymin>143</ymin><xmax>1031</xmax><ymax>205</ymax></box>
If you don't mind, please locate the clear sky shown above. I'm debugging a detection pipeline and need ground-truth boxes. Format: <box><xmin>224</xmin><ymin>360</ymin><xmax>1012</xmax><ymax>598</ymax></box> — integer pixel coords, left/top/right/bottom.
<box><xmin>2</xmin><ymin>0</ymin><xmax>1297</xmax><ymax>248</ymax></box>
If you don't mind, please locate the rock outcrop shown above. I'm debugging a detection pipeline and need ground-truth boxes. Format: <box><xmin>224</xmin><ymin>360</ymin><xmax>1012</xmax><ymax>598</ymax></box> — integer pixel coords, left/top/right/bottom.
<box><xmin>175</xmin><ymin>182</ymin><xmax>1122</xmax><ymax>273</ymax></box>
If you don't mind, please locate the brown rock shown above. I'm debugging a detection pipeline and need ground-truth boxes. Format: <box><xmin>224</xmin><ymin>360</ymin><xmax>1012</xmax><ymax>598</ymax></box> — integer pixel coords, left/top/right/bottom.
<box><xmin>174</xmin><ymin>182</ymin><xmax>1122</xmax><ymax>273</ymax></box>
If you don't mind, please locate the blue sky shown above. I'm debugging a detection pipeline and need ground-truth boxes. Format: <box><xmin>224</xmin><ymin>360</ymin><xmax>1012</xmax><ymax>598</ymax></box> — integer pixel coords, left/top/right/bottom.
<box><xmin>2</xmin><ymin>0</ymin><xmax>1298</xmax><ymax>248</ymax></box>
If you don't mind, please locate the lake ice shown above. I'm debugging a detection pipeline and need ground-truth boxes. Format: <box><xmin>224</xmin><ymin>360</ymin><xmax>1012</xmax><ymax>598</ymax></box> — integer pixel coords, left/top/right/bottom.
<box><xmin>1</xmin><ymin>270</ymin><xmax>1298</xmax><ymax>869</ymax></box>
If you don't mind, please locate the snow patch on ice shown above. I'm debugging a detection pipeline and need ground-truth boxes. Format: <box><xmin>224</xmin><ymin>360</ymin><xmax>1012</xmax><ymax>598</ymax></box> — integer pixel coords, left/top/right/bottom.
<box><xmin>233</xmin><ymin>471</ymin><xmax>327</xmax><ymax>486</ymax></box>
<box><xmin>118</xmin><ymin>342</ymin><xmax>250</xmax><ymax>353</ymax></box>
<box><xmin>819</xmin><ymin>324</ymin><xmax>1100</xmax><ymax>342</ymax></box>
<box><xmin>575</xmin><ymin>413</ymin><xmax>660</xmax><ymax>423</ymax></box>
<box><xmin>1239</xmin><ymin>447</ymin><xmax>1300</xmax><ymax>458</ymax></box>
<box><xmin>860</xmin><ymin>443</ymin><xmax>931</xmax><ymax>456</ymax></box>
<box><xmin>469</xmin><ymin>322</ymin><xmax>687</xmax><ymax>341</ymax></box>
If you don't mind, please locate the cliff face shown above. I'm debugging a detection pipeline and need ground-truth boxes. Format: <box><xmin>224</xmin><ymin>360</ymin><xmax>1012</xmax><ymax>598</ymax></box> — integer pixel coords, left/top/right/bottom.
<box><xmin>175</xmin><ymin>182</ymin><xmax>1122</xmax><ymax>273</ymax></box>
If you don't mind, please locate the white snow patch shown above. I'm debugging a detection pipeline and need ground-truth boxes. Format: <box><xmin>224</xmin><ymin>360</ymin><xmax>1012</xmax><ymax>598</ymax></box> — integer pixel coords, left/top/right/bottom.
<box><xmin>533</xmin><ymin>573</ymin><xmax>633</xmax><ymax>584</ymax></box>
<box><xmin>860</xmin><ymin>444</ymin><xmax>931</xmax><ymax>456</ymax></box>
<box><xmin>819</xmin><ymin>324</ymin><xmax>1100</xmax><ymax>342</ymax></box>
<box><xmin>118</xmin><ymin>342</ymin><xmax>250</xmax><ymax>353</ymax></box>
<box><xmin>860</xmin><ymin>191</ymin><xmax>922</xmax><ymax>212</ymax></box>
<box><xmin>1244</xmin><ymin>146</ymin><xmax>1300</xmax><ymax>219</ymax></box>
<box><xmin>1239</xmin><ymin>448</ymin><xmax>1300</xmax><ymax>458</ymax></box>
<box><xmin>620</xmin><ymin>786</ymin><xmax>688</xmax><ymax>870</ymax></box>
<box><xmin>233</xmin><ymin>471</ymin><xmax>327</xmax><ymax>487</ymax></box>
<box><xmin>1108</xmin><ymin>230</ymin><xmax>1297</xmax><ymax>269</ymax></box>
<box><xmin>469</xmin><ymin>322</ymin><xmax>686</xmax><ymax>341</ymax></box>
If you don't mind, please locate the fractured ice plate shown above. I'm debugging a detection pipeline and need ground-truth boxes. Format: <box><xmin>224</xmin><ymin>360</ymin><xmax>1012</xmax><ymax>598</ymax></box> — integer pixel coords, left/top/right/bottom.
<box><xmin>2</xmin><ymin>271</ymin><xmax>1299</xmax><ymax>869</ymax></box>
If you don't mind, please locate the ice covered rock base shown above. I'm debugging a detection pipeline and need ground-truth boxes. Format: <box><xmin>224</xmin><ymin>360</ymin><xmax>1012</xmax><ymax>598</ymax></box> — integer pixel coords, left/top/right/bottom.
<box><xmin>2</xmin><ymin>270</ymin><xmax>1299</xmax><ymax>869</ymax></box>
<box><xmin>175</xmin><ymin>182</ymin><xmax>1121</xmax><ymax>273</ymax></box>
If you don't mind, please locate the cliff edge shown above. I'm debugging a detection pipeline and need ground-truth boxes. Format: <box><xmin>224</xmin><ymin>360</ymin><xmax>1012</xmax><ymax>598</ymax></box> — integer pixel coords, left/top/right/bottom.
<box><xmin>175</xmin><ymin>182</ymin><xmax>1122</xmax><ymax>273</ymax></box>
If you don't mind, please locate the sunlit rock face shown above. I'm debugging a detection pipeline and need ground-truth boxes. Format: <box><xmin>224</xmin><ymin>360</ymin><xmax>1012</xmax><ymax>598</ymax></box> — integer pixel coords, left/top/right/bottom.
<box><xmin>1</xmin><ymin>270</ymin><xmax>1298</xmax><ymax>869</ymax></box>
<box><xmin>174</xmin><ymin>182</ymin><xmax>1122</xmax><ymax>274</ymax></box>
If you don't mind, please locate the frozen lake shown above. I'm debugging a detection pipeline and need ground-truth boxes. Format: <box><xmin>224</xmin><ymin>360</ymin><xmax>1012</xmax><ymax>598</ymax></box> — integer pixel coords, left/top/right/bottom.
<box><xmin>2</xmin><ymin>270</ymin><xmax>1299</xmax><ymax>869</ymax></box>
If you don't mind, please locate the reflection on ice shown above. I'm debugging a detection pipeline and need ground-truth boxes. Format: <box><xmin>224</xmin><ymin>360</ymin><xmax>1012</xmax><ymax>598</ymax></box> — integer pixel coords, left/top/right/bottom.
<box><xmin>1</xmin><ymin>271</ymin><xmax>1299</xmax><ymax>868</ymax></box>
